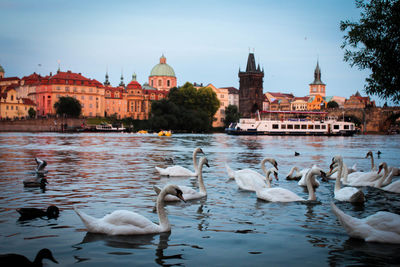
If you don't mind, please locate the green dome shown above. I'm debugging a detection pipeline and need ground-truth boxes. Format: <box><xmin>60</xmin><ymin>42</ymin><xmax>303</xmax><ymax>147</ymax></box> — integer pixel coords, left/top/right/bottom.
<box><xmin>149</xmin><ymin>56</ymin><xmax>176</xmax><ymax>77</ymax></box>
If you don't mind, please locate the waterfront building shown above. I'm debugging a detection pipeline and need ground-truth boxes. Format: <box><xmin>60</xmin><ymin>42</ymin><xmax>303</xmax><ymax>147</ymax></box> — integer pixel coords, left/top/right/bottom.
<box><xmin>291</xmin><ymin>97</ymin><xmax>309</xmax><ymax>111</ymax></box>
<box><xmin>0</xmin><ymin>65</ymin><xmax>20</xmax><ymax>93</ymax></box>
<box><xmin>104</xmin><ymin>85</ymin><xmax>127</xmax><ymax>119</ymax></box>
<box><xmin>19</xmin><ymin>73</ymin><xmax>42</xmax><ymax>100</ymax></box>
<box><xmin>126</xmin><ymin>74</ymin><xmax>149</xmax><ymax>120</ymax></box>
<box><xmin>324</xmin><ymin>96</ymin><xmax>346</xmax><ymax>108</ymax></box>
<box><xmin>270</xmin><ymin>98</ymin><xmax>291</xmax><ymax>111</ymax></box>
<box><xmin>0</xmin><ymin>84</ymin><xmax>35</xmax><ymax>119</ymax></box>
<box><xmin>204</xmin><ymin>83</ymin><xmax>228</xmax><ymax>128</ymax></box>
<box><xmin>309</xmin><ymin>61</ymin><xmax>326</xmax><ymax>97</ymax></box>
<box><xmin>29</xmin><ymin>70</ymin><xmax>105</xmax><ymax>117</ymax></box>
<box><xmin>344</xmin><ymin>91</ymin><xmax>375</xmax><ymax>109</ymax></box>
<box><xmin>307</xmin><ymin>94</ymin><xmax>327</xmax><ymax>110</ymax></box>
<box><xmin>265</xmin><ymin>92</ymin><xmax>294</xmax><ymax>103</ymax></box>
<box><xmin>262</xmin><ymin>94</ymin><xmax>270</xmax><ymax>111</ymax></box>
<box><xmin>239</xmin><ymin>53</ymin><xmax>264</xmax><ymax>117</ymax></box>
<box><xmin>221</xmin><ymin>87</ymin><xmax>239</xmax><ymax>108</ymax></box>
<box><xmin>149</xmin><ymin>55</ymin><xmax>177</xmax><ymax>91</ymax></box>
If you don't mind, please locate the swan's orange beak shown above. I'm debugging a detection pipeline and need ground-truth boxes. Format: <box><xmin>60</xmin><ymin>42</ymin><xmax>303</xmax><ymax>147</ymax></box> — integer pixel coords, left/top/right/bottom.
<box><xmin>329</xmin><ymin>162</ymin><xmax>335</xmax><ymax>173</ymax></box>
<box><xmin>378</xmin><ymin>165</ymin><xmax>383</xmax><ymax>174</ymax></box>
<box><xmin>176</xmin><ymin>190</ymin><xmax>186</xmax><ymax>203</ymax></box>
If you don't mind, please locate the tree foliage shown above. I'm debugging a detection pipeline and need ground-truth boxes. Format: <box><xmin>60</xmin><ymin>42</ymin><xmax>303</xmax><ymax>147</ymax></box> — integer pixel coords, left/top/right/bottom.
<box><xmin>327</xmin><ymin>101</ymin><xmax>339</xmax><ymax>109</ymax></box>
<box><xmin>340</xmin><ymin>0</ymin><xmax>400</xmax><ymax>103</ymax></box>
<box><xmin>28</xmin><ymin>107</ymin><xmax>36</xmax><ymax>118</ymax></box>
<box><xmin>54</xmin><ymin>96</ymin><xmax>82</xmax><ymax>117</ymax></box>
<box><xmin>149</xmin><ymin>83</ymin><xmax>220</xmax><ymax>132</ymax></box>
<box><xmin>224</xmin><ymin>105</ymin><xmax>240</xmax><ymax>128</ymax></box>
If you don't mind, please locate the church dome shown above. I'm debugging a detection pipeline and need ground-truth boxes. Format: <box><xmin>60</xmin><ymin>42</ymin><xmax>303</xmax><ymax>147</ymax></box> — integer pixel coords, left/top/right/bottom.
<box><xmin>149</xmin><ymin>55</ymin><xmax>175</xmax><ymax>77</ymax></box>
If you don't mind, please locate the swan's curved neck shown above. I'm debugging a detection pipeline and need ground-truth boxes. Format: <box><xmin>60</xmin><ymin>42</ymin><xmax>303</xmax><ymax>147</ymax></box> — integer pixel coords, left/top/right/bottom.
<box><xmin>335</xmin><ymin>159</ymin><xmax>343</xmax><ymax>191</ymax></box>
<box><xmin>157</xmin><ymin>190</ymin><xmax>170</xmax><ymax>232</ymax></box>
<box><xmin>288</xmin><ymin>167</ymin><xmax>298</xmax><ymax>177</ymax></box>
<box><xmin>261</xmin><ymin>162</ymin><xmax>271</xmax><ymax>188</ymax></box>
<box><xmin>376</xmin><ymin>165</ymin><xmax>391</xmax><ymax>188</ymax></box>
<box><xmin>306</xmin><ymin>171</ymin><xmax>316</xmax><ymax>201</ymax></box>
<box><xmin>369</xmin><ymin>154</ymin><xmax>375</xmax><ymax>170</ymax></box>
<box><xmin>198</xmin><ymin>161</ymin><xmax>206</xmax><ymax>194</ymax></box>
<box><xmin>193</xmin><ymin>149</ymin><xmax>199</xmax><ymax>173</ymax></box>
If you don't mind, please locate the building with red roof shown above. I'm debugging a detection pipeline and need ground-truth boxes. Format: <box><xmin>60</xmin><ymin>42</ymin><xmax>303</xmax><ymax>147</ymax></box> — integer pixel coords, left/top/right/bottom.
<box><xmin>0</xmin><ymin>84</ymin><xmax>36</xmax><ymax>119</ymax></box>
<box><xmin>27</xmin><ymin>70</ymin><xmax>106</xmax><ymax>117</ymax></box>
<box><xmin>344</xmin><ymin>91</ymin><xmax>375</xmax><ymax>109</ymax></box>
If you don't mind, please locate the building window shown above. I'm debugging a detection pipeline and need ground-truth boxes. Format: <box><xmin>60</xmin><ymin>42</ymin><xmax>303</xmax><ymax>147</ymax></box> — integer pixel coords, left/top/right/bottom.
<box><xmin>73</xmin><ymin>87</ymin><xmax>77</xmax><ymax>92</ymax></box>
<box><xmin>89</xmin><ymin>95</ymin><xmax>93</xmax><ymax>100</ymax></box>
<box><xmin>89</xmin><ymin>88</ymin><xmax>93</xmax><ymax>92</ymax></box>
<box><xmin>151</xmin><ymin>80</ymin><xmax>153</xmax><ymax>86</ymax></box>
<box><xmin>167</xmin><ymin>80</ymin><xmax>170</xmax><ymax>87</ymax></box>
<box><xmin>158</xmin><ymin>80</ymin><xmax>162</xmax><ymax>86</ymax></box>
<box><xmin>11</xmin><ymin>95</ymin><xmax>14</xmax><ymax>101</ymax></box>
<box><xmin>65</xmin><ymin>87</ymin><xmax>70</xmax><ymax>92</ymax></box>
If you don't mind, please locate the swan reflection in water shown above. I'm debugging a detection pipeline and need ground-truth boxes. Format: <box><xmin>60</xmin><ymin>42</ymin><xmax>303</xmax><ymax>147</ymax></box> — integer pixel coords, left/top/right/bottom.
<box><xmin>328</xmin><ymin>238</ymin><xmax>400</xmax><ymax>266</ymax></box>
<box><xmin>76</xmin><ymin>232</ymin><xmax>183</xmax><ymax>265</ymax></box>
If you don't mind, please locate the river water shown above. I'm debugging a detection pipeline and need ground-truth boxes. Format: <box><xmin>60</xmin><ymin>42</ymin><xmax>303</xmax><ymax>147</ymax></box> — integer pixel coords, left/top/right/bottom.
<box><xmin>0</xmin><ymin>132</ymin><xmax>399</xmax><ymax>266</ymax></box>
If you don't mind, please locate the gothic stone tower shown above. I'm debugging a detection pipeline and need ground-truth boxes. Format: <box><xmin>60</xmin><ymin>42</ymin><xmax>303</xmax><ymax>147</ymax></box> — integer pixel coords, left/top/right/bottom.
<box><xmin>239</xmin><ymin>53</ymin><xmax>264</xmax><ymax>117</ymax></box>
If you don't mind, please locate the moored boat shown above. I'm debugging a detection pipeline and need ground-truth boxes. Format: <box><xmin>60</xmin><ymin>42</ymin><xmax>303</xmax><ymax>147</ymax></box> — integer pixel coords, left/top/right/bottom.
<box><xmin>95</xmin><ymin>123</ymin><xmax>126</xmax><ymax>132</ymax></box>
<box><xmin>225</xmin><ymin>111</ymin><xmax>357</xmax><ymax>136</ymax></box>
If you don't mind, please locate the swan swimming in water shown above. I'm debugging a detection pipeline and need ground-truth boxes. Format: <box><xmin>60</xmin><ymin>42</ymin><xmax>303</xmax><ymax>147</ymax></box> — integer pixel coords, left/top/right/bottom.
<box><xmin>154</xmin><ymin>157</ymin><xmax>209</xmax><ymax>201</ymax></box>
<box><xmin>155</xmin><ymin>147</ymin><xmax>204</xmax><ymax>176</ymax></box>
<box><xmin>345</xmin><ymin>162</ymin><xmax>393</xmax><ymax>187</ymax></box>
<box><xmin>330</xmin><ymin>155</ymin><xmax>365</xmax><ymax>203</ymax></box>
<box><xmin>331</xmin><ymin>202</ymin><xmax>400</xmax><ymax>244</ymax></box>
<box><xmin>74</xmin><ymin>184</ymin><xmax>185</xmax><ymax>235</ymax></box>
<box><xmin>256</xmin><ymin>166</ymin><xmax>327</xmax><ymax>202</ymax></box>
<box><xmin>365</xmin><ymin>151</ymin><xmax>377</xmax><ymax>171</ymax></box>
<box><xmin>226</xmin><ymin>157</ymin><xmax>278</xmax><ymax>191</ymax></box>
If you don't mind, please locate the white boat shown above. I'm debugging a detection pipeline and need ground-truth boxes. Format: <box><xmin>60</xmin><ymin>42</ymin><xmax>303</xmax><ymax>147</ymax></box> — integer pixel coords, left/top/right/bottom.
<box><xmin>225</xmin><ymin>111</ymin><xmax>357</xmax><ymax>136</ymax></box>
<box><xmin>95</xmin><ymin>123</ymin><xmax>126</xmax><ymax>132</ymax></box>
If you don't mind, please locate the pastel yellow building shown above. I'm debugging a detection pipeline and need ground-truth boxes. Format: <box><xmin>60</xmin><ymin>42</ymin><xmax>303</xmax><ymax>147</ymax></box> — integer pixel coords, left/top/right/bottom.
<box><xmin>0</xmin><ymin>85</ymin><xmax>36</xmax><ymax>119</ymax></box>
<box><xmin>203</xmin><ymin>84</ymin><xmax>227</xmax><ymax>128</ymax></box>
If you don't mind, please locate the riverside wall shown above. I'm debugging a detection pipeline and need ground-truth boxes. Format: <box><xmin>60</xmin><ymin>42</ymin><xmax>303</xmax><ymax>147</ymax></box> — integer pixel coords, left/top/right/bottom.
<box><xmin>0</xmin><ymin>118</ymin><xmax>86</xmax><ymax>132</ymax></box>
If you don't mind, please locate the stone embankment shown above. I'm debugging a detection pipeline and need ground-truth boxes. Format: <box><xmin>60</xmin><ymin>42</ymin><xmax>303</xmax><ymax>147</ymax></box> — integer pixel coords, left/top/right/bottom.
<box><xmin>0</xmin><ymin>118</ymin><xmax>85</xmax><ymax>132</ymax></box>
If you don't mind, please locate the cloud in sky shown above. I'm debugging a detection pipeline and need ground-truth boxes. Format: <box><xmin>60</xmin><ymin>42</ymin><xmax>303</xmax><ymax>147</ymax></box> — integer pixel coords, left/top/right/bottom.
<box><xmin>1</xmin><ymin>0</ymin><xmax>388</xmax><ymax>105</ymax></box>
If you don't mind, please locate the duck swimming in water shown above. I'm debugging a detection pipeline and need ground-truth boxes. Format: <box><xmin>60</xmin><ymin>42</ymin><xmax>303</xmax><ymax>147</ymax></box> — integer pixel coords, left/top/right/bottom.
<box><xmin>0</xmin><ymin>248</ymin><xmax>58</xmax><ymax>266</ymax></box>
<box><xmin>17</xmin><ymin>205</ymin><xmax>59</xmax><ymax>220</ymax></box>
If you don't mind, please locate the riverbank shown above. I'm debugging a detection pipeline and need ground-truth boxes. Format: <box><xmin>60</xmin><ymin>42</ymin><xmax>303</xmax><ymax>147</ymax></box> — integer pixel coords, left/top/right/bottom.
<box><xmin>0</xmin><ymin>118</ymin><xmax>85</xmax><ymax>132</ymax></box>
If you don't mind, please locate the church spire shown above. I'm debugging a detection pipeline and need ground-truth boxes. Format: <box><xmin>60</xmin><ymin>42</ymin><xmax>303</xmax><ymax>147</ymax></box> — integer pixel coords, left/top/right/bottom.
<box><xmin>246</xmin><ymin>53</ymin><xmax>257</xmax><ymax>72</ymax></box>
<box><xmin>119</xmin><ymin>71</ymin><xmax>125</xmax><ymax>87</ymax></box>
<box><xmin>312</xmin><ymin>60</ymin><xmax>325</xmax><ymax>85</ymax></box>
<box><xmin>104</xmin><ymin>71</ymin><xmax>110</xmax><ymax>86</ymax></box>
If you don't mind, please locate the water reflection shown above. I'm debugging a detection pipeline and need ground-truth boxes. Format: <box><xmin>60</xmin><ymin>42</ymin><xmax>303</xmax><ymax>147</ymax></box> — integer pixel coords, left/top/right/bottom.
<box><xmin>1</xmin><ymin>133</ymin><xmax>400</xmax><ymax>266</ymax></box>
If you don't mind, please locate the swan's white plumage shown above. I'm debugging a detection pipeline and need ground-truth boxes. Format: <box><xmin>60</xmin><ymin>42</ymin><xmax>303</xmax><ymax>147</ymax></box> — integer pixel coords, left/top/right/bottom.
<box><xmin>155</xmin><ymin>157</ymin><xmax>209</xmax><ymax>201</ymax></box>
<box><xmin>227</xmin><ymin>158</ymin><xmax>278</xmax><ymax>192</ymax></box>
<box><xmin>256</xmin><ymin>166</ymin><xmax>325</xmax><ymax>202</ymax></box>
<box><xmin>330</xmin><ymin>155</ymin><xmax>365</xmax><ymax>203</ymax></box>
<box><xmin>381</xmin><ymin>180</ymin><xmax>400</xmax><ymax>193</ymax></box>
<box><xmin>297</xmin><ymin>167</ymin><xmax>320</xmax><ymax>187</ymax></box>
<box><xmin>286</xmin><ymin>166</ymin><xmax>305</xmax><ymax>180</ymax></box>
<box><xmin>155</xmin><ymin>147</ymin><xmax>204</xmax><ymax>176</ymax></box>
<box><xmin>331</xmin><ymin>202</ymin><xmax>400</xmax><ymax>244</ymax></box>
<box><xmin>74</xmin><ymin>184</ymin><xmax>184</xmax><ymax>235</ymax></box>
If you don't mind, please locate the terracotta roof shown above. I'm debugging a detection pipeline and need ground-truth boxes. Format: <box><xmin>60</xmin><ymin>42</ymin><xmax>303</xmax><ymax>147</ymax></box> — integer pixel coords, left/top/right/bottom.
<box><xmin>21</xmin><ymin>98</ymin><xmax>35</xmax><ymax>105</ymax></box>
<box><xmin>105</xmin><ymin>86</ymin><xmax>124</xmax><ymax>99</ymax></box>
<box><xmin>3</xmin><ymin>84</ymin><xmax>19</xmax><ymax>92</ymax></box>
<box><xmin>221</xmin><ymin>87</ymin><xmax>239</xmax><ymax>94</ymax></box>
<box><xmin>126</xmin><ymin>80</ymin><xmax>142</xmax><ymax>90</ymax></box>
<box><xmin>267</xmin><ymin>92</ymin><xmax>294</xmax><ymax>99</ymax></box>
<box><xmin>0</xmin><ymin>77</ymin><xmax>20</xmax><ymax>82</ymax></box>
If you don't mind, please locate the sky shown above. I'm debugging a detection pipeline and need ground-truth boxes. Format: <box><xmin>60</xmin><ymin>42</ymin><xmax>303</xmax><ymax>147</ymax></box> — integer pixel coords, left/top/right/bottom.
<box><xmin>0</xmin><ymin>0</ymin><xmax>390</xmax><ymax>106</ymax></box>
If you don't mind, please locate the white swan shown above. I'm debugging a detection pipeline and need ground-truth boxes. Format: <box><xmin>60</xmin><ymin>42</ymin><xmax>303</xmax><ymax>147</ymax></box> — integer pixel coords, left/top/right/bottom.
<box><xmin>35</xmin><ymin>157</ymin><xmax>47</xmax><ymax>174</ymax></box>
<box><xmin>286</xmin><ymin>166</ymin><xmax>307</xmax><ymax>181</ymax></box>
<box><xmin>330</xmin><ymin>155</ymin><xmax>365</xmax><ymax>203</ymax></box>
<box><xmin>155</xmin><ymin>147</ymin><xmax>204</xmax><ymax>176</ymax></box>
<box><xmin>297</xmin><ymin>167</ymin><xmax>321</xmax><ymax>187</ymax></box>
<box><xmin>74</xmin><ymin>184</ymin><xmax>185</xmax><ymax>235</ymax></box>
<box><xmin>345</xmin><ymin>162</ymin><xmax>393</xmax><ymax>187</ymax></box>
<box><xmin>380</xmin><ymin>179</ymin><xmax>400</xmax><ymax>193</ymax></box>
<box><xmin>154</xmin><ymin>157</ymin><xmax>209</xmax><ymax>201</ymax></box>
<box><xmin>227</xmin><ymin>158</ymin><xmax>278</xmax><ymax>192</ymax></box>
<box><xmin>331</xmin><ymin>202</ymin><xmax>400</xmax><ymax>244</ymax></box>
<box><xmin>256</xmin><ymin>166</ymin><xmax>327</xmax><ymax>202</ymax></box>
